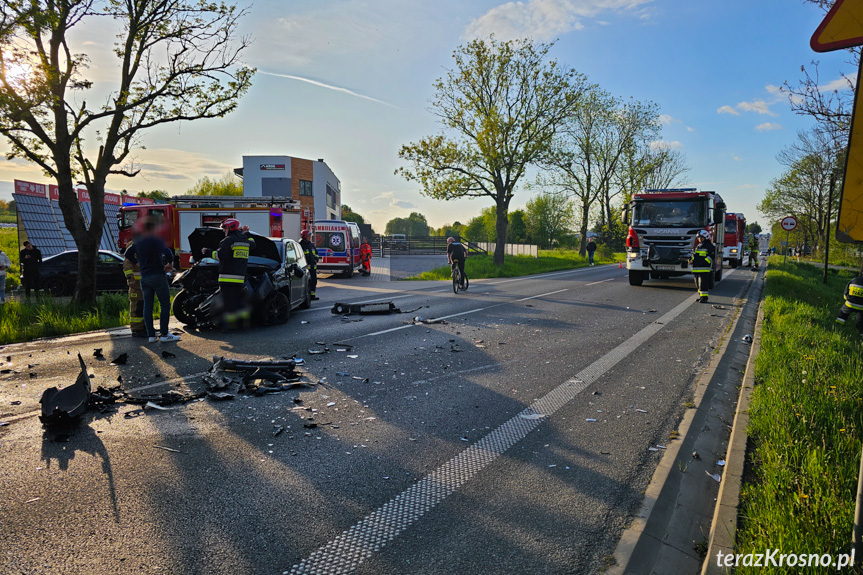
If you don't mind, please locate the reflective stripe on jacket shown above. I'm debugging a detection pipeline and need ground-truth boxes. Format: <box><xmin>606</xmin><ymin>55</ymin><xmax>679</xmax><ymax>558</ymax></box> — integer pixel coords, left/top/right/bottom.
<box><xmin>845</xmin><ymin>278</ymin><xmax>863</xmax><ymax>310</ymax></box>
<box><xmin>299</xmin><ymin>238</ymin><xmax>318</xmax><ymax>267</ymax></box>
<box><xmin>212</xmin><ymin>231</ymin><xmax>254</xmax><ymax>284</ymax></box>
<box><xmin>691</xmin><ymin>240</ymin><xmax>715</xmax><ymax>273</ymax></box>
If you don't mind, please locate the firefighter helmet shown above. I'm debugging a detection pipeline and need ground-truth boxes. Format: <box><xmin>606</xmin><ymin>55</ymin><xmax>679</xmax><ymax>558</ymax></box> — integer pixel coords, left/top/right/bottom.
<box><xmin>699</xmin><ymin>230</ymin><xmax>710</xmax><ymax>238</ymax></box>
<box><xmin>301</xmin><ymin>229</ymin><xmax>310</xmax><ymax>239</ymax></box>
<box><xmin>221</xmin><ymin>218</ymin><xmax>241</xmax><ymax>232</ymax></box>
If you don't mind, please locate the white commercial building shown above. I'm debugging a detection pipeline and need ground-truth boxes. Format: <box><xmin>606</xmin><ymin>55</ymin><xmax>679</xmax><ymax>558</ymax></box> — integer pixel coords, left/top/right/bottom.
<box><xmin>238</xmin><ymin>155</ymin><xmax>341</xmax><ymax>221</ymax></box>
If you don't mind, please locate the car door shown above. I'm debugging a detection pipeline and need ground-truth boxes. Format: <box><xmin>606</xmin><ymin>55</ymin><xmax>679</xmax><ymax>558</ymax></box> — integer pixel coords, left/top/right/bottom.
<box><xmin>97</xmin><ymin>253</ymin><xmax>125</xmax><ymax>292</ymax></box>
<box><xmin>282</xmin><ymin>241</ymin><xmax>300</xmax><ymax>306</ymax></box>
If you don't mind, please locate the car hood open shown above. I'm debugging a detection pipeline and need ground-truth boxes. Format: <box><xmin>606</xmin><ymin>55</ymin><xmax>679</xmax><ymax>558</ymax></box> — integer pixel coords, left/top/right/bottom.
<box><xmin>188</xmin><ymin>228</ymin><xmax>281</xmax><ymax>265</ymax></box>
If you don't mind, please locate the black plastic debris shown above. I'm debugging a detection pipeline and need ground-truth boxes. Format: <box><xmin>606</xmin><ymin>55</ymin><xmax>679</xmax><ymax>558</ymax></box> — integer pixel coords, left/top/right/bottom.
<box><xmin>331</xmin><ymin>301</ymin><xmax>401</xmax><ymax>315</ymax></box>
<box><xmin>161</xmin><ymin>351</ymin><xmax>176</xmax><ymax>359</ymax></box>
<box><xmin>207</xmin><ymin>392</ymin><xmax>235</xmax><ymax>401</ymax></box>
<box><xmin>93</xmin><ymin>348</ymin><xmax>104</xmax><ymax>359</ymax></box>
<box><xmin>411</xmin><ymin>317</ymin><xmax>448</xmax><ymax>325</ymax></box>
<box><xmin>0</xmin><ymin>369</ymin><xmax>16</xmax><ymax>374</ymax></box>
<box><xmin>111</xmin><ymin>353</ymin><xmax>128</xmax><ymax>365</ymax></box>
<box><xmin>29</xmin><ymin>372</ymin><xmax>37</xmax><ymax>378</ymax></box>
<box><xmin>243</xmin><ymin>368</ymin><xmax>289</xmax><ymax>385</ymax></box>
<box><xmin>39</xmin><ymin>354</ymin><xmax>91</xmax><ymax>426</ymax></box>
<box><xmin>212</xmin><ymin>355</ymin><xmax>297</xmax><ymax>372</ymax></box>
<box><xmin>10</xmin><ymin>400</ymin><xmax>21</xmax><ymax>405</ymax></box>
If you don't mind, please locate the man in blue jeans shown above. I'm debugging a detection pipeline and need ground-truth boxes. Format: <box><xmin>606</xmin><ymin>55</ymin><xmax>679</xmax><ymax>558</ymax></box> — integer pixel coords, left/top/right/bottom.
<box><xmin>124</xmin><ymin>219</ymin><xmax>180</xmax><ymax>343</ymax></box>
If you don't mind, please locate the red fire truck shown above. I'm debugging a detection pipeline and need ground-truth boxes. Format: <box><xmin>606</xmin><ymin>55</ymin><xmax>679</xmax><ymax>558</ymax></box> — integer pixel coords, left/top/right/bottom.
<box><xmin>622</xmin><ymin>188</ymin><xmax>726</xmax><ymax>286</ymax></box>
<box><xmin>723</xmin><ymin>213</ymin><xmax>746</xmax><ymax>268</ymax></box>
<box><xmin>118</xmin><ymin>196</ymin><xmax>312</xmax><ymax>269</ymax></box>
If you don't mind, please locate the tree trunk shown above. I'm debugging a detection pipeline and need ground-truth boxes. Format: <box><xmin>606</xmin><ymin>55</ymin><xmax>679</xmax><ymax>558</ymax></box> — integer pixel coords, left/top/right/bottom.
<box><xmin>579</xmin><ymin>203</ymin><xmax>590</xmax><ymax>256</ymax></box>
<box><xmin>56</xmin><ymin>176</ymin><xmax>103</xmax><ymax>305</ymax></box>
<box><xmin>493</xmin><ymin>202</ymin><xmax>509</xmax><ymax>266</ymax></box>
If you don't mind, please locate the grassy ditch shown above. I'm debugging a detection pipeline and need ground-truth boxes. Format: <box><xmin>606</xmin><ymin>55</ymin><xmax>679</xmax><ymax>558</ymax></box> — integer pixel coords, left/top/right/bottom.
<box><xmin>409</xmin><ymin>249</ymin><xmax>626</xmax><ymax>280</ymax></box>
<box><xmin>736</xmin><ymin>259</ymin><xmax>863</xmax><ymax>571</ymax></box>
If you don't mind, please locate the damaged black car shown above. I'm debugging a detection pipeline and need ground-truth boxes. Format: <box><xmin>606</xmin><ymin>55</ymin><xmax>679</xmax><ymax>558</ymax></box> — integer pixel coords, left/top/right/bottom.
<box><xmin>171</xmin><ymin>228</ymin><xmax>311</xmax><ymax>328</ymax></box>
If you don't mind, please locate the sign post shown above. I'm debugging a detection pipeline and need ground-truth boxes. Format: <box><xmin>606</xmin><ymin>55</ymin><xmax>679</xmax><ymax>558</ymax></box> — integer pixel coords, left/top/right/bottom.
<box><xmin>780</xmin><ymin>216</ymin><xmax>798</xmax><ymax>265</ymax></box>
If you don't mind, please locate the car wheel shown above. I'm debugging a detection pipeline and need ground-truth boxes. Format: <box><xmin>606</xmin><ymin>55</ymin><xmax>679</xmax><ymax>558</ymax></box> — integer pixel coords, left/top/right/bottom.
<box><xmin>171</xmin><ymin>290</ymin><xmax>197</xmax><ymax>327</ymax></box>
<box><xmin>43</xmin><ymin>277</ymin><xmax>68</xmax><ymax>296</ymax></box>
<box><xmin>342</xmin><ymin>265</ymin><xmax>354</xmax><ymax>279</ymax></box>
<box><xmin>260</xmin><ymin>292</ymin><xmax>290</xmax><ymax>325</ymax></box>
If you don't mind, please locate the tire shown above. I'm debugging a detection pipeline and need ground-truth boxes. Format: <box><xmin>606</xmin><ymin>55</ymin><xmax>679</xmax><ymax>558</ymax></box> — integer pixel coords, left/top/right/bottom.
<box><xmin>730</xmin><ymin>259</ymin><xmax>738</xmax><ymax>269</ymax></box>
<box><xmin>341</xmin><ymin>265</ymin><xmax>354</xmax><ymax>279</ymax></box>
<box><xmin>43</xmin><ymin>277</ymin><xmax>68</xmax><ymax>296</ymax></box>
<box><xmin>171</xmin><ymin>289</ymin><xmax>197</xmax><ymax>327</ymax></box>
<box><xmin>452</xmin><ymin>270</ymin><xmax>460</xmax><ymax>294</ymax></box>
<box><xmin>259</xmin><ymin>292</ymin><xmax>290</xmax><ymax>326</ymax></box>
<box><xmin>715</xmin><ymin>267</ymin><xmax>723</xmax><ymax>282</ymax></box>
<box><xmin>462</xmin><ymin>275</ymin><xmax>469</xmax><ymax>291</ymax></box>
<box><xmin>628</xmin><ymin>270</ymin><xmax>644</xmax><ymax>286</ymax></box>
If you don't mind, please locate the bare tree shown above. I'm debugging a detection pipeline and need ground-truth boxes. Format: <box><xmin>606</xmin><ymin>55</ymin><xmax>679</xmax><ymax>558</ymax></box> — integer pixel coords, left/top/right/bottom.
<box><xmin>0</xmin><ymin>0</ymin><xmax>254</xmax><ymax>303</ymax></box>
<box><xmin>643</xmin><ymin>145</ymin><xmax>691</xmax><ymax>190</ymax></box>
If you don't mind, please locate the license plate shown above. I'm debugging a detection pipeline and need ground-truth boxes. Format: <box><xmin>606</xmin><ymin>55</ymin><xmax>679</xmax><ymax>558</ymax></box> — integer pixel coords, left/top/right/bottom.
<box><xmin>654</xmin><ymin>265</ymin><xmax>676</xmax><ymax>271</ymax></box>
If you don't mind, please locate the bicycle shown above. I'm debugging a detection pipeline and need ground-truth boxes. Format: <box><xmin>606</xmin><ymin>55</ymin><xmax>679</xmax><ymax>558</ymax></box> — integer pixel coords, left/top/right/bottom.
<box><xmin>451</xmin><ymin>262</ymin><xmax>469</xmax><ymax>294</ymax></box>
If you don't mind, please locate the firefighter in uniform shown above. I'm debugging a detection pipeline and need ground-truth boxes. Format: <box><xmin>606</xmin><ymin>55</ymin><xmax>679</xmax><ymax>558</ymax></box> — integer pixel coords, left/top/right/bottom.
<box><xmin>123</xmin><ymin>241</ymin><xmax>146</xmax><ymax>337</ymax></box>
<box><xmin>836</xmin><ymin>274</ymin><xmax>863</xmax><ymax>333</ymax></box>
<box><xmin>360</xmin><ymin>237</ymin><xmax>373</xmax><ymax>276</ymax></box>
<box><xmin>691</xmin><ymin>230</ymin><xmax>715</xmax><ymax>303</ymax></box>
<box><xmin>202</xmin><ymin>218</ymin><xmax>254</xmax><ymax>329</ymax></box>
<box><xmin>747</xmin><ymin>233</ymin><xmax>759</xmax><ymax>268</ymax></box>
<box><xmin>299</xmin><ymin>229</ymin><xmax>319</xmax><ymax>300</ymax></box>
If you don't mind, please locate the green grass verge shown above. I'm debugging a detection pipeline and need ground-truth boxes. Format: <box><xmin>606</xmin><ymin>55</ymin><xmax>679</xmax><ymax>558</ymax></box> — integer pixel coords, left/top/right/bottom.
<box><xmin>0</xmin><ymin>294</ymin><xmax>136</xmax><ymax>344</ymax></box>
<box><xmin>0</xmin><ymin>227</ymin><xmax>20</xmax><ymax>291</ymax></box>
<box><xmin>407</xmin><ymin>250</ymin><xmax>626</xmax><ymax>280</ymax></box>
<box><xmin>736</xmin><ymin>258</ymin><xmax>863</xmax><ymax>571</ymax></box>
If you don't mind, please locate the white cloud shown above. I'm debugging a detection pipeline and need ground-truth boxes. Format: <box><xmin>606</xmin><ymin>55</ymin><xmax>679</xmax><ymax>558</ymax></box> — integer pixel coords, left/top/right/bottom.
<box><xmin>658</xmin><ymin>114</ymin><xmax>677</xmax><ymax>125</ymax></box>
<box><xmin>732</xmin><ymin>153</ymin><xmax>742</xmax><ymax>162</ymax></box>
<box><xmin>685</xmin><ymin>126</ymin><xmax>695</xmax><ymax>132</ymax></box>
<box><xmin>464</xmin><ymin>0</ymin><xmax>653</xmax><ymax>41</ymax></box>
<box><xmin>820</xmin><ymin>74</ymin><xmax>856</xmax><ymax>92</ymax></box>
<box><xmin>259</xmin><ymin>71</ymin><xmax>400</xmax><ymax>109</ymax></box>
<box><xmin>717</xmin><ymin>105</ymin><xmax>740</xmax><ymax>116</ymax></box>
<box><xmin>373</xmin><ymin>191</ymin><xmax>396</xmax><ymax>202</ymax></box>
<box><xmin>765</xmin><ymin>84</ymin><xmax>782</xmax><ymax>95</ymax></box>
<box><xmin>391</xmin><ymin>199</ymin><xmax>417</xmax><ymax>209</ymax></box>
<box><xmin>736</xmin><ymin>99</ymin><xmax>777</xmax><ymax>116</ymax></box>
<box><xmin>755</xmin><ymin>122</ymin><xmax>783</xmax><ymax>132</ymax></box>
<box><xmin>649</xmin><ymin>140</ymin><xmax>683</xmax><ymax>150</ymax></box>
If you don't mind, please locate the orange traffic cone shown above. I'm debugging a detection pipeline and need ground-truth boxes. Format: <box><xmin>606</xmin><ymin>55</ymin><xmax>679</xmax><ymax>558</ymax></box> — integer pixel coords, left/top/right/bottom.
<box><xmin>619</xmin><ymin>261</ymin><xmax>623</xmax><ymax>269</ymax></box>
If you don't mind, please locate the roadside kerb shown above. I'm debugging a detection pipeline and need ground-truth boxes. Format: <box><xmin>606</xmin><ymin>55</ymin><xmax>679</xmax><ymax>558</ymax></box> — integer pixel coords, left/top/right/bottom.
<box><xmin>608</xmin><ymin>265</ymin><xmax>765</xmax><ymax>574</ymax></box>
<box><xmin>701</xmin><ymin>275</ymin><xmax>766</xmax><ymax>574</ymax></box>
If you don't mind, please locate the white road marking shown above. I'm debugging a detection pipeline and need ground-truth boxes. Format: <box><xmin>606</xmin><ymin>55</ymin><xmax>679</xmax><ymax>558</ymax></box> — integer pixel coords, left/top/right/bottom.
<box><xmin>484</xmin><ymin>265</ymin><xmax>612</xmax><ymax>285</ymax></box>
<box><xmin>286</xmin><ymin>293</ymin><xmax>700</xmax><ymax>575</ymax></box>
<box><xmin>585</xmin><ymin>278</ymin><xmax>615</xmax><ymax>286</ymax></box>
<box><xmin>363</xmin><ymin>288</ymin><xmax>571</xmax><ymax>337</ymax></box>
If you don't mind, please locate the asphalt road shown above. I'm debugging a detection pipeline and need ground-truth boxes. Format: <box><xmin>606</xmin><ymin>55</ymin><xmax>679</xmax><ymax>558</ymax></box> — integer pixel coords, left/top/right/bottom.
<box><xmin>0</xmin><ymin>263</ymin><xmax>755</xmax><ymax>575</ymax></box>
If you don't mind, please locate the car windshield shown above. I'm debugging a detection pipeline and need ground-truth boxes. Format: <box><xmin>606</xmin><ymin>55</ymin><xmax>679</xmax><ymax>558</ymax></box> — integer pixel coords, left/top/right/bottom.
<box><xmin>725</xmin><ymin>219</ymin><xmax>739</xmax><ymax>234</ymax></box>
<box><xmin>633</xmin><ymin>200</ymin><xmax>708</xmax><ymax>228</ymax></box>
<box><xmin>315</xmin><ymin>231</ymin><xmax>346</xmax><ymax>251</ymax></box>
<box><xmin>119</xmin><ymin>210</ymin><xmax>138</xmax><ymax>230</ymax></box>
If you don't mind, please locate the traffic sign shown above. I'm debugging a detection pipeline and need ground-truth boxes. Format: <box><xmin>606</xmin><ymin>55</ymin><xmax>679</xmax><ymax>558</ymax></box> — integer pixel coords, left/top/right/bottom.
<box><xmin>781</xmin><ymin>216</ymin><xmax>798</xmax><ymax>232</ymax></box>
<box><xmin>812</xmin><ymin>0</ymin><xmax>863</xmax><ymax>242</ymax></box>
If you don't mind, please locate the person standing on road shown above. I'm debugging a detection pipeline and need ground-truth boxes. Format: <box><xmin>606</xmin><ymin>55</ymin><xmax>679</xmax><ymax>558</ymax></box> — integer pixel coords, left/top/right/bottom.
<box><xmin>299</xmin><ymin>229</ymin><xmax>319</xmax><ymax>300</ymax></box>
<box><xmin>836</xmin><ymin>274</ymin><xmax>863</xmax><ymax>334</ymax></box>
<box><xmin>123</xmin><ymin>240</ymin><xmax>146</xmax><ymax>337</ymax></box>
<box><xmin>19</xmin><ymin>241</ymin><xmax>42</xmax><ymax>299</ymax></box>
<box><xmin>360</xmin><ymin>237</ymin><xmax>373</xmax><ymax>277</ymax></box>
<box><xmin>203</xmin><ymin>218</ymin><xmax>254</xmax><ymax>329</ymax></box>
<box><xmin>586</xmin><ymin>237</ymin><xmax>597</xmax><ymax>266</ymax></box>
<box><xmin>446</xmin><ymin>237</ymin><xmax>467</xmax><ymax>288</ymax></box>
<box><xmin>0</xmin><ymin>249</ymin><xmax>11</xmax><ymax>304</ymax></box>
<box><xmin>747</xmin><ymin>233</ymin><xmax>759</xmax><ymax>268</ymax></box>
<box><xmin>690</xmin><ymin>230</ymin><xmax>715</xmax><ymax>303</ymax></box>
<box><xmin>124</xmin><ymin>219</ymin><xmax>179</xmax><ymax>343</ymax></box>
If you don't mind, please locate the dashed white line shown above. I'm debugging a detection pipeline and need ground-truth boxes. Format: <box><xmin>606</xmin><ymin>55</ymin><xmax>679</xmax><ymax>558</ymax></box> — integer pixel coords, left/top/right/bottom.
<box><xmin>585</xmin><ymin>278</ymin><xmax>615</xmax><ymax>286</ymax></box>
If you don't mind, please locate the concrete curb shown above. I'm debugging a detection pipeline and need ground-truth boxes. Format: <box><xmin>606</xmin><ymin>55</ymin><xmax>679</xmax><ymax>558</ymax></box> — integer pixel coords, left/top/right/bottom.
<box><xmin>608</xmin><ymin>266</ymin><xmax>764</xmax><ymax>574</ymax></box>
<box><xmin>701</xmin><ymin>273</ymin><xmax>766</xmax><ymax>574</ymax></box>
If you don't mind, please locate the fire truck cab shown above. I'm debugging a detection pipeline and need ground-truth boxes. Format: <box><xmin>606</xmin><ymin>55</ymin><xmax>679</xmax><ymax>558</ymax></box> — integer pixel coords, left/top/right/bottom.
<box><xmin>723</xmin><ymin>213</ymin><xmax>746</xmax><ymax>268</ymax></box>
<box><xmin>622</xmin><ymin>188</ymin><xmax>726</xmax><ymax>287</ymax></box>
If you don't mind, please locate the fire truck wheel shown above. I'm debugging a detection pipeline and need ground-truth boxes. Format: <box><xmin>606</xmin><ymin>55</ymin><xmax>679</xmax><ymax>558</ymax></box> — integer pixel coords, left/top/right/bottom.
<box><xmin>730</xmin><ymin>259</ymin><xmax>739</xmax><ymax>269</ymax></box>
<box><xmin>628</xmin><ymin>270</ymin><xmax>645</xmax><ymax>286</ymax></box>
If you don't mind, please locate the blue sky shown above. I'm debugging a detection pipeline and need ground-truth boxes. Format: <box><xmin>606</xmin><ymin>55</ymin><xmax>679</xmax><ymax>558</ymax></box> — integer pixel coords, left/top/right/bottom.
<box><xmin>0</xmin><ymin>0</ymin><xmax>853</xmax><ymax>232</ymax></box>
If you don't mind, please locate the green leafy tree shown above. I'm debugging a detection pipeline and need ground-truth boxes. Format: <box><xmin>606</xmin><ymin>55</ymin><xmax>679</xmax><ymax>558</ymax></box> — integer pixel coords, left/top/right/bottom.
<box><xmin>135</xmin><ymin>190</ymin><xmax>170</xmax><ymax>202</ymax></box>
<box><xmin>0</xmin><ymin>1</ymin><xmax>254</xmax><ymax>303</ymax></box>
<box><xmin>747</xmin><ymin>222</ymin><xmax>762</xmax><ymax>235</ymax></box>
<box><xmin>189</xmin><ymin>172</ymin><xmax>243</xmax><ymax>196</ymax></box>
<box><xmin>385</xmin><ymin>212</ymin><xmax>429</xmax><ymax>236</ymax></box>
<box><xmin>341</xmin><ymin>205</ymin><xmax>366</xmax><ymax>226</ymax></box>
<box><xmin>508</xmin><ymin>209</ymin><xmax>528</xmax><ymax>243</ymax></box>
<box><xmin>464</xmin><ymin>216</ymin><xmax>488</xmax><ymax>242</ymax></box>
<box><xmin>526</xmin><ymin>192</ymin><xmax>575</xmax><ymax>248</ymax></box>
<box><xmin>397</xmin><ymin>37</ymin><xmax>586</xmax><ymax>266</ymax></box>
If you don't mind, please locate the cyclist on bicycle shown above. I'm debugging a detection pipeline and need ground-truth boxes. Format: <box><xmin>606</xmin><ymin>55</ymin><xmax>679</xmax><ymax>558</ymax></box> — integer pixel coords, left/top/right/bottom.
<box><xmin>446</xmin><ymin>237</ymin><xmax>468</xmax><ymax>288</ymax></box>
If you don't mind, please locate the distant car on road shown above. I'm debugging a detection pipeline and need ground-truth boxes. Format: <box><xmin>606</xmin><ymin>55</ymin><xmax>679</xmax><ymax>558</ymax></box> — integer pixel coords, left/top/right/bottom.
<box><xmin>29</xmin><ymin>250</ymin><xmax>127</xmax><ymax>296</ymax></box>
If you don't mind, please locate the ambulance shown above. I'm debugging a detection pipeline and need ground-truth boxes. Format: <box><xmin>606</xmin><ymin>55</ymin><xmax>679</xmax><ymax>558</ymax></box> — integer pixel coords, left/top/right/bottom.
<box><xmin>314</xmin><ymin>220</ymin><xmax>362</xmax><ymax>277</ymax></box>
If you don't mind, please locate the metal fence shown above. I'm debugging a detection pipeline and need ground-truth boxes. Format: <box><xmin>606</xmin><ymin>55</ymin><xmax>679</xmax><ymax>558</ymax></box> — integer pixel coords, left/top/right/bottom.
<box><xmin>378</xmin><ymin>236</ymin><xmax>488</xmax><ymax>256</ymax></box>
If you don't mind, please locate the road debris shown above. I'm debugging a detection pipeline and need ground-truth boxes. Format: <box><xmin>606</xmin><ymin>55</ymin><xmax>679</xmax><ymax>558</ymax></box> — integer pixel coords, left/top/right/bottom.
<box><xmin>161</xmin><ymin>350</ymin><xmax>176</xmax><ymax>359</ymax></box>
<box><xmin>39</xmin><ymin>354</ymin><xmax>91</xmax><ymax>426</ymax></box>
<box><xmin>717</xmin><ymin>460</ymin><xmax>726</xmax><ymax>466</ymax></box>
<box><xmin>635</xmin><ymin>409</ymin><xmax>648</xmax><ymax>413</ymax></box>
<box><xmin>110</xmin><ymin>353</ymin><xmax>128</xmax><ymax>365</ymax></box>
<box><xmin>332</xmin><ymin>301</ymin><xmax>402</xmax><ymax>315</ymax></box>
<box><xmin>742</xmin><ymin>334</ymin><xmax>753</xmax><ymax>344</ymax></box>
<box><xmin>207</xmin><ymin>392</ymin><xmax>235</xmax><ymax>401</ymax></box>
<box><xmin>153</xmin><ymin>445</ymin><xmax>181</xmax><ymax>453</ymax></box>
<box><xmin>705</xmin><ymin>471</ymin><xmax>721</xmax><ymax>483</ymax></box>
<box><xmin>93</xmin><ymin>348</ymin><xmax>104</xmax><ymax>359</ymax></box>
<box><xmin>585</xmin><ymin>418</ymin><xmax>597</xmax><ymax>422</ymax></box>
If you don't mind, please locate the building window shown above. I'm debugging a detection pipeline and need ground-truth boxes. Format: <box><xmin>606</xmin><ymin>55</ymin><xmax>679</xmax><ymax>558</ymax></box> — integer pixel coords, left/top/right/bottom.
<box><xmin>299</xmin><ymin>180</ymin><xmax>313</xmax><ymax>197</ymax></box>
<box><xmin>326</xmin><ymin>183</ymin><xmax>338</xmax><ymax>209</ymax></box>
